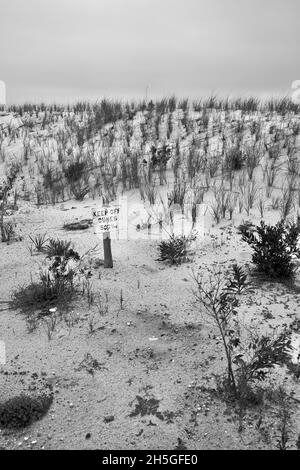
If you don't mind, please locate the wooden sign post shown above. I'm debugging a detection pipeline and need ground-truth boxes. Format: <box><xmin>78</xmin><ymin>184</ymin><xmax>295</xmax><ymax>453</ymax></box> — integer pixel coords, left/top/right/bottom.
<box><xmin>102</xmin><ymin>202</ymin><xmax>113</xmax><ymax>268</ymax></box>
<box><xmin>103</xmin><ymin>231</ymin><xmax>113</xmax><ymax>268</ymax></box>
<box><xmin>92</xmin><ymin>204</ymin><xmax>121</xmax><ymax>269</ymax></box>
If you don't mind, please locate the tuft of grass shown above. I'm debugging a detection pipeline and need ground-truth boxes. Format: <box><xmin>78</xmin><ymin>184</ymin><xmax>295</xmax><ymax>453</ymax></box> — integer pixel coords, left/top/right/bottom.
<box><xmin>28</xmin><ymin>233</ymin><xmax>48</xmax><ymax>252</ymax></box>
<box><xmin>168</xmin><ymin>181</ymin><xmax>187</xmax><ymax>213</ymax></box>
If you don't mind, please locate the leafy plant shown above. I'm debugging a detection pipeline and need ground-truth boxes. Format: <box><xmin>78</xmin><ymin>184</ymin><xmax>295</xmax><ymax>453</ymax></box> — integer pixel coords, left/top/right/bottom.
<box><xmin>11</xmin><ymin>250</ymin><xmax>80</xmax><ymax>316</ymax></box>
<box><xmin>235</xmin><ymin>330</ymin><xmax>292</xmax><ymax>386</ymax></box>
<box><xmin>45</xmin><ymin>238</ymin><xmax>79</xmax><ymax>260</ymax></box>
<box><xmin>240</xmin><ymin>219</ymin><xmax>300</xmax><ymax>278</ymax></box>
<box><xmin>28</xmin><ymin>233</ymin><xmax>49</xmax><ymax>252</ymax></box>
<box><xmin>193</xmin><ymin>269</ymin><xmax>240</xmax><ymax>396</ymax></box>
<box><xmin>11</xmin><ymin>274</ymin><xmax>75</xmax><ymax>316</ymax></box>
<box><xmin>227</xmin><ymin>264</ymin><xmax>248</xmax><ymax>294</ymax></box>
<box><xmin>193</xmin><ymin>268</ymin><xmax>292</xmax><ymax>402</ymax></box>
<box><xmin>157</xmin><ymin>233</ymin><xmax>196</xmax><ymax>265</ymax></box>
<box><xmin>0</xmin><ymin>394</ymin><xmax>53</xmax><ymax>429</ymax></box>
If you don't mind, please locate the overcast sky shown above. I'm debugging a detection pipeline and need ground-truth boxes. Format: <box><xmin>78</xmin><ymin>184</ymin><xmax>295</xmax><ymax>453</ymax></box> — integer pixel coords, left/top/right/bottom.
<box><xmin>0</xmin><ymin>0</ymin><xmax>299</xmax><ymax>103</ymax></box>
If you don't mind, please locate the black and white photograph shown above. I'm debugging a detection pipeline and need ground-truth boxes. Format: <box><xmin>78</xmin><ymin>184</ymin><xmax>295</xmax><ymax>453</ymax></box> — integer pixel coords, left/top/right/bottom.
<box><xmin>0</xmin><ymin>0</ymin><xmax>300</xmax><ymax>453</ymax></box>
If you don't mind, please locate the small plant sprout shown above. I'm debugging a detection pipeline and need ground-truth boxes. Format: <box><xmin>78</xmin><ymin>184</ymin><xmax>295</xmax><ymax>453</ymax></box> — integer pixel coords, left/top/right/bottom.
<box><xmin>257</xmin><ymin>194</ymin><xmax>267</xmax><ymax>219</ymax></box>
<box><xmin>120</xmin><ymin>289</ymin><xmax>124</xmax><ymax>310</ymax></box>
<box><xmin>227</xmin><ymin>264</ymin><xmax>248</xmax><ymax>294</ymax></box>
<box><xmin>87</xmin><ymin>310</ymin><xmax>98</xmax><ymax>334</ymax></box>
<box><xmin>275</xmin><ymin>387</ymin><xmax>292</xmax><ymax>450</ymax></box>
<box><xmin>43</xmin><ymin>308</ymin><xmax>59</xmax><ymax>341</ymax></box>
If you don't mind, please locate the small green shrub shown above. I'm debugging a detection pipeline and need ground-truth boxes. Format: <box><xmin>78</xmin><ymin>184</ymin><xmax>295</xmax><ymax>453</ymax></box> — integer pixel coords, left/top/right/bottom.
<box><xmin>240</xmin><ymin>219</ymin><xmax>300</xmax><ymax>278</ymax></box>
<box><xmin>11</xmin><ymin>234</ymin><xmax>82</xmax><ymax>316</ymax></box>
<box><xmin>11</xmin><ymin>276</ymin><xmax>75</xmax><ymax>316</ymax></box>
<box><xmin>11</xmin><ymin>250</ymin><xmax>80</xmax><ymax>315</ymax></box>
<box><xmin>0</xmin><ymin>394</ymin><xmax>53</xmax><ymax>429</ymax></box>
<box><xmin>157</xmin><ymin>233</ymin><xmax>196</xmax><ymax>265</ymax></box>
<box><xmin>45</xmin><ymin>238</ymin><xmax>80</xmax><ymax>259</ymax></box>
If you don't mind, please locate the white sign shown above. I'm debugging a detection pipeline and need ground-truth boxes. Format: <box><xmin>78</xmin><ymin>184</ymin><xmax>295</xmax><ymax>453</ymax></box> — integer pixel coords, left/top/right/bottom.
<box><xmin>291</xmin><ymin>80</ymin><xmax>300</xmax><ymax>104</ymax></box>
<box><xmin>0</xmin><ymin>81</ymin><xmax>6</xmax><ymax>105</ymax></box>
<box><xmin>92</xmin><ymin>206</ymin><xmax>121</xmax><ymax>233</ymax></box>
<box><xmin>0</xmin><ymin>340</ymin><xmax>5</xmax><ymax>365</ymax></box>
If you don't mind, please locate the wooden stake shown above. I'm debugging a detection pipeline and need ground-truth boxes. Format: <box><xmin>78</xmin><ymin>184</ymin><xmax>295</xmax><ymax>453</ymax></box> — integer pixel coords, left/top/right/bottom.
<box><xmin>103</xmin><ymin>231</ymin><xmax>113</xmax><ymax>268</ymax></box>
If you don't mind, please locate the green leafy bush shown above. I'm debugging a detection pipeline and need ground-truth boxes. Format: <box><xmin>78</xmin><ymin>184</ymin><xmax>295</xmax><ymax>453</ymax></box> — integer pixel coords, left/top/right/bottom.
<box><xmin>11</xmin><ymin>272</ymin><xmax>76</xmax><ymax>315</ymax></box>
<box><xmin>240</xmin><ymin>219</ymin><xmax>300</xmax><ymax>278</ymax></box>
<box><xmin>11</xmin><ymin>241</ymin><xmax>80</xmax><ymax>315</ymax></box>
<box><xmin>0</xmin><ymin>394</ymin><xmax>53</xmax><ymax>429</ymax></box>
<box><xmin>157</xmin><ymin>233</ymin><xmax>196</xmax><ymax>265</ymax></box>
<box><xmin>45</xmin><ymin>238</ymin><xmax>80</xmax><ymax>260</ymax></box>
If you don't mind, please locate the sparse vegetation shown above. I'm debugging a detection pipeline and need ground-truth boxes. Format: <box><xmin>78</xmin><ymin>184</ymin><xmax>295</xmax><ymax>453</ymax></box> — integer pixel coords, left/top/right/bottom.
<box><xmin>2</xmin><ymin>94</ymin><xmax>300</xmax><ymax>449</ymax></box>
<box><xmin>193</xmin><ymin>267</ymin><xmax>292</xmax><ymax>403</ymax></box>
